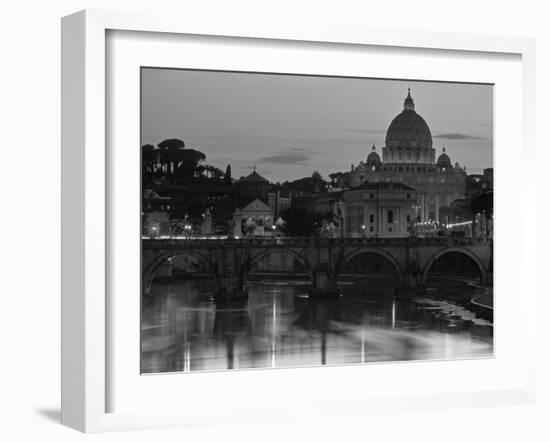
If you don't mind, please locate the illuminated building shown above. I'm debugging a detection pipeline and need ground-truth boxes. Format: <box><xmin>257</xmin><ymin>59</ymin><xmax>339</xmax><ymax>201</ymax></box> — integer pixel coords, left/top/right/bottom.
<box><xmin>339</xmin><ymin>89</ymin><xmax>467</xmax><ymax>223</ymax></box>
<box><xmin>342</xmin><ymin>182</ymin><xmax>417</xmax><ymax>237</ymax></box>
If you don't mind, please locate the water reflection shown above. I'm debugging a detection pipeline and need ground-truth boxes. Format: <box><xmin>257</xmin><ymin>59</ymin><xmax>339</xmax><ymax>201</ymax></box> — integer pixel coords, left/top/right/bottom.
<box><xmin>141</xmin><ymin>280</ymin><xmax>493</xmax><ymax>374</ymax></box>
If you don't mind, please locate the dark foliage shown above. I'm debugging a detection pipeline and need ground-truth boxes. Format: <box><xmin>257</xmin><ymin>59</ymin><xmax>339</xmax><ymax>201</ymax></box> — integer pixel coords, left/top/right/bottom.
<box><xmin>280</xmin><ymin>207</ymin><xmax>333</xmax><ymax>237</ymax></box>
<box><xmin>284</xmin><ymin>174</ymin><xmax>327</xmax><ymax>194</ymax></box>
<box><xmin>470</xmin><ymin>191</ymin><xmax>493</xmax><ymax>219</ymax></box>
<box><xmin>178</xmin><ymin>148</ymin><xmax>206</xmax><ymax>179</ymax></box>
<box><xmin>225</xmin><ymin>164</ymin><xmax>232</xmax><ymax>185</ymax></box>
<box><xmin>157</xmin><ymin>138</ymin><xmax>185</xmax><ymax>150</ymax></box>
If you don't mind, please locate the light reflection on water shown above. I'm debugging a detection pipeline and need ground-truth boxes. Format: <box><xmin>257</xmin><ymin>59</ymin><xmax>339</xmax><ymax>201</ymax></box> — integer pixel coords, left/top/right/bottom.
<box><xmin>141</xmin><ymin>280</ymin><xmax>493</xmax><ymax>374</ymax></box>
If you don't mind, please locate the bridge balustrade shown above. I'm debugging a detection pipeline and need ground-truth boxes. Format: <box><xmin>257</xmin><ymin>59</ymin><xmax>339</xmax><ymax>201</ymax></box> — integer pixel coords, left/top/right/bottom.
<box><xmin>142</xmin><ymin>236</ymin><xmax>490</xmax><ymax>248</ymax></box>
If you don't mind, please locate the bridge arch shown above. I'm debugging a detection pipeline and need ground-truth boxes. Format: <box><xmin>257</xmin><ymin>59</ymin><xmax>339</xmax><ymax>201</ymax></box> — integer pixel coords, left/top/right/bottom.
<box><xmin>142</xmin><ymin>249</ymin><xmax>215</xmax><ymax>295</ymax></box>
<box><xmin>246</xmin><ymin>248</ymin><xmax>313</xmax><ymax>278</ymax></box>
<box><xmin>422</xmin><ymin>247</ymin><xmax>486</xmax><ymax>285</ymax></box>
<box><xmin>338</xmin><ymin>247</ymin><xmax>404</xmax><ymax>283</ymax></box>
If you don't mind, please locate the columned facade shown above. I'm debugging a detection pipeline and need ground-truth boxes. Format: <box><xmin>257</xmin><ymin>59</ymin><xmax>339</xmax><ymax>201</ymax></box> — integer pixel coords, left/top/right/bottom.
<box><xmin>342</xmin><ymin>183</ymin><xmax>416</xmax><ymax>238</ymax></box>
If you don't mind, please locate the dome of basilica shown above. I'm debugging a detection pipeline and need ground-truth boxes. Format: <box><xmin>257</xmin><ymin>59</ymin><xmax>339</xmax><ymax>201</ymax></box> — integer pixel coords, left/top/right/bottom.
<box><xmin>436</xmin><ymin>148</ymin><xmax>452</xmax><ymax>167</ymax></box>
<box><xmin>366</xmin><ymin>144</ymin><xmax>381</xmax><ymax>166</ymax></box>
<box><xmin>385</xmin><ymin>89</ymin><xmax>433</xmax><ymax>151</ymax></box>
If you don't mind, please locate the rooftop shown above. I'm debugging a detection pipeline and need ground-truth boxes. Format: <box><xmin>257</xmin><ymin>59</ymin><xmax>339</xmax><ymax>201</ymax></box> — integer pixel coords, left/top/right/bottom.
<box><xmin>240</xmin><ymin>170</ymin><xmax>269</xmax><ymax>183</ymax></box>
<box><xmin>350</xmin><ymin>182</ymin><xmax>415</xmax><ymax>191</ymax></box>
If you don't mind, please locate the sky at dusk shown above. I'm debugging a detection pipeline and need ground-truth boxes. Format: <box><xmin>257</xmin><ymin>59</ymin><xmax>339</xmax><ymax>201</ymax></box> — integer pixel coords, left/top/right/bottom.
<box><xmin>141</xmin><ymin>68</ymin><xmax>493</xmax><ymax>183</ymax></box>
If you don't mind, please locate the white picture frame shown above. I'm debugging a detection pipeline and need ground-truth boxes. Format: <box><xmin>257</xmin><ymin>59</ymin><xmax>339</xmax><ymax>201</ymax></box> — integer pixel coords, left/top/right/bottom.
<box><xmin>61</xmin><ymin>9</ymin><xmax>537</xmax><ymax>433</ymax></box>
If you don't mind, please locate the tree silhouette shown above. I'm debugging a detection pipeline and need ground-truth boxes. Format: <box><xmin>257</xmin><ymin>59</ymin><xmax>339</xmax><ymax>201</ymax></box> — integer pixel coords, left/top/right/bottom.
<box><xmin>328</xmin><ymin>172</ymin><xmax>343</xmax><ymax>186</ymax></box>
<box><xmin>153</xmin><ymin>139</ymin><xmax>210</xmax><ymax>182</ymax></box>
<box><xmin>204</xmin><ymin>164</ymin><xmax>224</xmax><ymax>181</ymax></box>
<box><xmin>142</xmin><ymin>144</ymin><xmax>155</xmax><ymax>181</ymax></box>
<box><xmin>158</xmin><ymin>138</ymin><xmax>185</xmax><ymax>150</ymax></box>
<box><xmin>225</xmin><ymin>164</ymin><xmax>232</xmax><ymax>186</ymax></box>
<box><xmin>196</xmin><ymin>164</ymin><xmax>206</xmax><ymax>176</ymax></box>
<box><xmin>158</xmin><ymin>138</ymin><xmax>186</xmax><ymax>178</ymax></box>
<box><xmin>280</xmin><ymin>207</ymin><xmax>333</xmax><ymax>237</ymax></box>
<box><xmin>178</xmin><ymin>148</ymin><xmax>206</xmax><ymax>180</ymax></box>
<box><xmin>312</xmin><ymin>171</ymin><xmax>324</xmax><ymax>193</ymax></box>
<box><xmin>142</xmin><ymin>138</ymin><xmax>234</xmax><ymax>185</ymax></box>
<box><xmin>471</xmin><ymin>191</ymin><xmax>493</xmax><ymax>219</ymax></box>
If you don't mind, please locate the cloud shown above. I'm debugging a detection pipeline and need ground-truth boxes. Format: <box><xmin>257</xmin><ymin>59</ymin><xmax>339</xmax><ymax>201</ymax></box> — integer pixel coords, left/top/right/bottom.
<box><xmin>258</xmin><ymin>147</ymin><xmax>314</xmax><ymax>164</ymax></box>
<box><xmin>434</xmin><ymin>133</ymin><xmax>486</xmax><ymax>140</ymax></box>
<box><xmin>340</xmin><ymin>128</ymin><xmax>387</xmax><ymax>135</ymax></box>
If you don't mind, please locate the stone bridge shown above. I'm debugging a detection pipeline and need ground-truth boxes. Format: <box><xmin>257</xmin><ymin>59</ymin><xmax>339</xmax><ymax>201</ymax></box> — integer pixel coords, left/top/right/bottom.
<box><xmin>142</xmin><ymin>237</ymin><xmax>492</xmax><ymax>296</ymax></box>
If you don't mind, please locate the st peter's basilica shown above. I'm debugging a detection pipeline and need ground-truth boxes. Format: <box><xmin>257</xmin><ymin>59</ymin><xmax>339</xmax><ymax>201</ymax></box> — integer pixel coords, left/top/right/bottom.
<box><xmin>338</xmin><ymin>89</ymin><xmax>468</xmax><ymax>223</ymax></box>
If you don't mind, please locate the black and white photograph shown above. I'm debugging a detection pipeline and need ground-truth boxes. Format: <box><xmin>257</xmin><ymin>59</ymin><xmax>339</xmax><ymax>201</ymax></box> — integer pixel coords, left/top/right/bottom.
<box><xmin>140</xmin><ymin>68</ymin><xmax>494</xmax><ymax>374</ymax></box>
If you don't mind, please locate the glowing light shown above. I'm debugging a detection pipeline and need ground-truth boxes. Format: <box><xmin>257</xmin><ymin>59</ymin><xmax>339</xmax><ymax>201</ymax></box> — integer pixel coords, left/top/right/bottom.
<box><xmin>445</xmin><ymin>220</ymin><xmax>473</xmax><ymax>229</ymax></box>
<box><xmin>392</xmin><ymin>299</ymin><xmax>396</xmax><ymax>329</ymax></box>
<box><xmin>184</xmin><ymin>345</ymin><xmax>190</xmax><ymax>372</ymax></box>
<box><xmin>271</xmin><ymin>299</ymin><xmax>277</xmax><ymax>368</ymax></box>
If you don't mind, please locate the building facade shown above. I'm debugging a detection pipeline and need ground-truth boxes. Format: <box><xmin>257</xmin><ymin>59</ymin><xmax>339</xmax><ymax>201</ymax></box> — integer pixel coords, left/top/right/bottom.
<box><xmin>342</xmin><ymin>183</ymin><xmax>417</xmax><ymax>237</ymax></box>
<box><xmin>233</xmin><ymin>198</ymin><xmax>274</xmax><ymax>237</ymax></box>
<box><xmin>267</xmin><ymin>189</ymin><xmax>292</xmax><ymax>218</ymax></box>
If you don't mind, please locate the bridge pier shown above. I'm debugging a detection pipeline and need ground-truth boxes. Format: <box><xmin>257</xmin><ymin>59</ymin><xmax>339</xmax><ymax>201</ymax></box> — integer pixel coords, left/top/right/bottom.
<box><xmin>212</xmin><ymin>251</ymin><xmax>249</xmax><ymax>302</ymax></box>
<box><xmin>404</xmin><ymin>259</ymin><xmax>422</xmax><ymax>289</ymax></box>
<box><xmin>213</xmin><ymin>285</ymin><xmax>248</xmax><ymax>302</ymax></box>
<box><xmin>213</xmin><ymin>272</ymin><xmax>248</xmax><ymax>302</ymax></box>
<box><xmin>308</xmin><ymin>263</ymin><xmax>340</xmax><ymax>298</ymax></box>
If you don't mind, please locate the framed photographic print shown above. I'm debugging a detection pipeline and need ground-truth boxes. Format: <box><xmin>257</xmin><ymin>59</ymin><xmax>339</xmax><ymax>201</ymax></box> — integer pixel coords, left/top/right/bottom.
<box><xmin>61</xmin><ymin>9</ymin><xmax>537</xmax><ymax>432</ymax></box>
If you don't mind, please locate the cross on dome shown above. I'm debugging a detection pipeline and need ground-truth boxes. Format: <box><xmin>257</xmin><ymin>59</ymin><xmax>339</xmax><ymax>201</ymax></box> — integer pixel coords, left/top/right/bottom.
<box><xmin>404</xmin><ymin>87</ymin><xmax>415</xmax><ymax>111</ymax></box>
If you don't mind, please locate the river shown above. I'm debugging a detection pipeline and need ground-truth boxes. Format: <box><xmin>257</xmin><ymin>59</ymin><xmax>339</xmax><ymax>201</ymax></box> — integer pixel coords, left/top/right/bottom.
<box><xmin>141</xmin><ymin>279</ymin><xmax>493</xmax><ymax>374</ymax></box>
